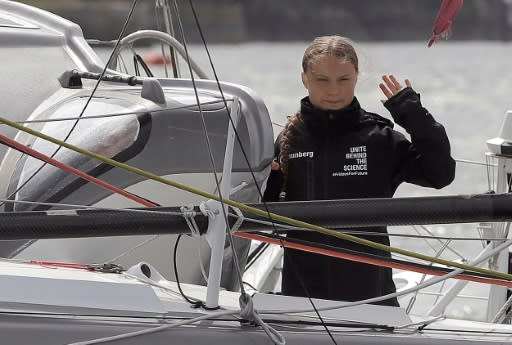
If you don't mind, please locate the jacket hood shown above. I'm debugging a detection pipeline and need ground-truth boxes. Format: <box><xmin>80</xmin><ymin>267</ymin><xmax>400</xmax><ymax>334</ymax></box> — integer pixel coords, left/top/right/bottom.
<box><xmin>300</xmin><ymin>96</ymin><xmax>393</xmax><ymax>135</ymax></box>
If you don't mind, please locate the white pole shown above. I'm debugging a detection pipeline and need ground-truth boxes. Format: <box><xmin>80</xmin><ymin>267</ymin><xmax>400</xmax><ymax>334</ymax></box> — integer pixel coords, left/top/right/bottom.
<box><xmin>205</xmin><ymin>98</ymin><xmax>241</xmax><ymax>309</ymax></box>
<box><xmin>427</xmin><ymin>243</ymin><xmax>496</xmax><ymax>317</ymax></box>
<box><xmin>486</xmin><ymin>157</ymin><xmax>510</xmax><ymax>321</ymax></box>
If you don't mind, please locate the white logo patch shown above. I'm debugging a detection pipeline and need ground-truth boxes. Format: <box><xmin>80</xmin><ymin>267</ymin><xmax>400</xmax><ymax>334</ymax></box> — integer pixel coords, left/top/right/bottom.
<box><xmin>333</xmin><ymin>145</ymin><xmax>368</xmax><ymax>177</ymax></box>
<box><xmin>289</xmin><ymin>151</ymin><xmax>314</xmax><ymax>159</ymax></box>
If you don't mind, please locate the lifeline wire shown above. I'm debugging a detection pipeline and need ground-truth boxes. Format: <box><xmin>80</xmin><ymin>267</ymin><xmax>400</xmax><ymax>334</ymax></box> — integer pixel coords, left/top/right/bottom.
<box><xmin>233</xmin><ymin>214</ymin><xmax>507</xmax><ymax>241</ymax></box>
<box><xmin>15</xmin><ymin>99</ymin><xmax>231</xmax><ymax>124</ymax></box>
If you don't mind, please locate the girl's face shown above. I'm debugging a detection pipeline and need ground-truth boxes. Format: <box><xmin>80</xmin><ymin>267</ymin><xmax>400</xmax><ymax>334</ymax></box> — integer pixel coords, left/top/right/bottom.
<box><xmin>301</xmin><ymin>55</ymin><xmax>358</xmax><ymax>111</ymax></box>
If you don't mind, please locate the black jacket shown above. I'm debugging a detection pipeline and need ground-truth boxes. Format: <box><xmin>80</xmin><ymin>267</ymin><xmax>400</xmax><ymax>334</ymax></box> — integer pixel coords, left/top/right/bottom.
<box><xmin>263</xmin><ymin>87</ymin><xmax>455</xmax><ymax>305</ymax></box>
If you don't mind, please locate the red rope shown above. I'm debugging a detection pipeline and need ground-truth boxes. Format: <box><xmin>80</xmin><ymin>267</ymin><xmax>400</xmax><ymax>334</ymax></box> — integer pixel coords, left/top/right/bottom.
<box><xmin>28</xmin><ymin>260</ymin><xmax>92</xmax><ymax>270</ymax></box>
<box><xmin>236</xmin><ymin>232</ymin><xmax>512</xmax><ymax>288</ymax></box>
<box><xmin>0</xmin><ymin>134</ymin><xmax>158</xmax><ymax>207</ymax></box>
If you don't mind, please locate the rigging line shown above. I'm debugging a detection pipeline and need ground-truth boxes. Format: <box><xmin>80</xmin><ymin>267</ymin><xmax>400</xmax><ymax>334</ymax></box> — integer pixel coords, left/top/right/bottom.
<box><xmin>456</xmin><ymin>158</ymin><xmax>497</xmax><ymax>167</ymax></box>
<box><xmin>280</xmin><ymin>240</ymin><xmax>339</xmax><ymax>345</ymax></box>
<box><xmin>0</xmin><ymin>199</ymin><xmax>101</xmax><ymax>210</ymax></box>
<box><xmin>104</xmin><ymin>235</ymin><xmax>160</xmax><ymax>264</ymax></box>
<box><xmin>394</xmin><ymin>315</ymin><xmax>446</xmax><ymax>333</ymax></box>
<box><xmin>164</xmin><ymin>0</ymin><xmax>180</xmax><ymax>75</ymax></box>
<box><xmin>159</xmin><ymin>0</ymin><xmax>180</xmax><ymax>78</ymax></box>
<box><xmin>233</xmin><ymin>214</ymin><xmax>507</xmax><ymax>241</ymax></box>
<box><xmin>0</xmin><ymin>307</ymin><xmax>408</xmax><ymax>334</ymax></box>
<box><xmin>0</xmin><ymin>199</ymin><xmax>183</xmax><ymax>218</ymax></box>
<box><xmin>133</xmin><ymin>52</ymin><xmax>140</xmax><ymax>76</ymax></box>
<box><xmin>413</xmin><ymin>224</ymin><xmax>466</xmax><ymax>261</ymax></box>
<box><xmin>134</xmin><ymin>53</ymin><xmax>155</xmax><ymax>78</ymax></box>
<box><xmin>242</xmin><ymin>280</ymin><xmax>259</xmax><ymax>291</ymax></box>
<box><xmin>504</xmin><ymin>173</ymin><xmax>512</xmax><ymax>237</ymax></box>
<box><xmin>245</xmin><ymin>242</ymin><xmax>270</xmax><ymax>270</ymax></box>
<box><xmin>0</xmin><ymin>154</ymin><xmax>38</xmax><ymax>210</ymax></box>
<box><xmin>173</xmin><ymin>234</ymin><xmax>203</xmax><ymax>306</ymax></box>
<box><xmin>118</xmin><ymin>52</ymin><xmax>130</xmax><ymax>75</ymax></box>
<box><xmin>1</xmin><ymin>0</ymin><xmax>140</xmax><ymax>210</ymax></box>
<box><xmin>197</xmin><ymin>235</ymin><xmax>209</xmax><ymax>283</ymax></box>
<box><xmin>0</xmin><ymin>198</ymin><xmax>184</xmax><ymax>217</ymax></box>
<box><xmin>185</xmin><ymin>0</ymin><xmax>276</xmax><ymax>215</ymax></box>
<box><xmin>175</xmin><ymin>0</ymin><xmax>247</xmax><ymax>298</ymax></box>
<box><xmin>486</xmin><ymin>154</ymin><xmax>494</xmax><ymax>192</ymax></box>
<box><xmin>265</xmin><ymin>318</ymin><xmax>394</xmax><ymax>331</ymax></box>
<box><xmin>5</xmin><ymin>117</ymin><xmax>512</xmax><ymax>281</ymax></box>
<box><xmin>67</xmin><ymin>309</ymin><xmax>239</xmax><ymax>345</ymax></box>
<box><xmin>415</xmin><ymin>327</ymin><xmax>512</xmax><ymax>336</ymax></box>
<box><xmin>236</xmin><ymin>232</ymin><xmax>512</xmax><ymax>288</ymax></box>
<box><xmin>486</xmin><ymin>154</ymin><xmax>492</xmax><ymax>191</ymax></box>
<box><xmin>16</xmin><ymin>99</ymin><xmax>232</xmax><ymax>124</ymax></box>
<box><xmin>412</xmin><ymin>225</ymin><xmax>442</xmax><ymax>254</ymax></box>
<box><xmin>122</xmin><ymin>274</ymin><xmax>184</xmax><ymax>300</ymax></box>
<box><xmin>154</xmin><ymin>2</ymin><xmax>168</xmax><ymax>78</ymax></box>
<box><xmin>0</xmin><ymin>134</ymin><xmax>157</xmax><ymax>208</ymax></box>
<box><xmin>155</xmin><ymin>0</ymin><xmax>172</xmax><ymax>78</ymax></box>
<box><xmin>406</xmin><ymin>235</ymin><xmax>453</xmax><ymax>313</ymax></box>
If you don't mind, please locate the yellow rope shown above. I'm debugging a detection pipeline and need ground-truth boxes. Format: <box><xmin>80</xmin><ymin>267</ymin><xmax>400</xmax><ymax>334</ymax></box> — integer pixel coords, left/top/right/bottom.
<box><xmin>2</xmin><ymin>115</ymin><xmax>512</xmax><ymax>281</ymax></box>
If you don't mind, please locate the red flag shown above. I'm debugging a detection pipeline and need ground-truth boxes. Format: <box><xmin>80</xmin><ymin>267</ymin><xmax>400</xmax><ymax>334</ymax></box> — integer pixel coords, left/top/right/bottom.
<box><xmin>428</xmin><ymin>0</ymin><xmax>464</xmax><ymax>47</ymax></box>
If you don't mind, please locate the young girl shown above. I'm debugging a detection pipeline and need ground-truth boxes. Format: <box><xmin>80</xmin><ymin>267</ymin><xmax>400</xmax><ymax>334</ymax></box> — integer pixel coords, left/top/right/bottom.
<box><xmin>263</xmin><ymin>35</ymin><xmax>455</xmax><ymax>306</ymax></box>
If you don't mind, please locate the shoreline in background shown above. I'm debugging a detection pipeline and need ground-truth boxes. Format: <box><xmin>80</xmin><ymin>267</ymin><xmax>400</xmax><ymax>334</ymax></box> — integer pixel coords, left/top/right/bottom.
<box><xmin>15</xmin><ymin>0</ymin><xmax>512</xmax><ymax>43</ymax></box>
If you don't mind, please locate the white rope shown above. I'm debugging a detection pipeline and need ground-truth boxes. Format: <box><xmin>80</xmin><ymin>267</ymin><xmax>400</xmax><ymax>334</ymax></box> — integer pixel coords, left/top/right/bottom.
<box><xmin>180</xmin><ymin>204</ymin><xmax>201</xmax><ymax>237</ymax></box>
<box><xmin>239</xmin><ymin>293</ymin><xmax>286</xmax><ymax>345</ymax></box>
<box><xmin>67</xmin><ymin>279</ymin><xmax>285</xmax><ymax>345</ymax></box>
<box><xmin>199</xmin><ymin>200</ymin><xmax>215</xmax><ymax>218</ymax></box>
<box><xmin>197</xmin><ymin>235</ymin><xmax>209</xmax><ymax>282</ymax></box>
<box><xmin>104</xmin><ymin>235</ymin><xmax>160</xmax><ymax>263</ymax></box>
<box><xmin>229</xmin><ymin>206</ymin><xmax>244</xmax><ymax>234</ymax></box>
<box><xmin>122</xmin><ymin>272</ymin><xmax>184</xmax><ymax>299</ymax></box>
<box><xmin>67</xmin><ymin>309</ymin><xmax>236</xmax><ymax>345</ymax></box>
<box><xmin>492</xmin><ymin>292</ymin><xmax>512</xmax><ymax>323</ymax></box>
<box><xmin>394</xmin><ymin>315</ymin><xmax>446</xmax><ymax>333</ymax></box>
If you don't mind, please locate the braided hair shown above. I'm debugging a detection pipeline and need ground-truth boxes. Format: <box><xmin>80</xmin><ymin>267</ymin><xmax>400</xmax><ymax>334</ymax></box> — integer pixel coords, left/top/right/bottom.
<box><xmin>278</xmin><ymin>112</ymin><xmax>301</xmax><ymax>200</ymax></box>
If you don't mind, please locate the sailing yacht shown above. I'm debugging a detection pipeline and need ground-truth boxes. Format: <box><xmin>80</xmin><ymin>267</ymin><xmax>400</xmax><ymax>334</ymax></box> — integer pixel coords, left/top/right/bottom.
<box><xmin>0</xmin><ymin>1</ymin><xmax>512</xmax><ymax>344</ymax></box>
